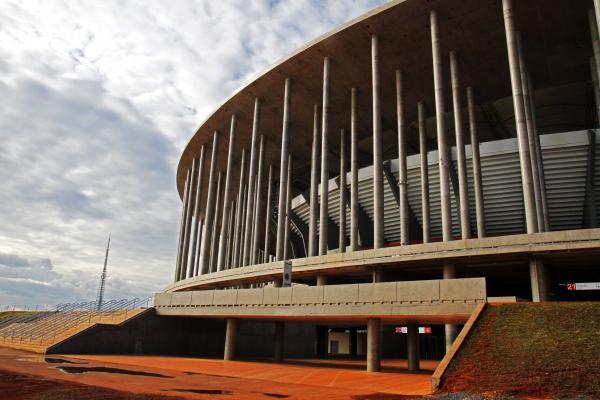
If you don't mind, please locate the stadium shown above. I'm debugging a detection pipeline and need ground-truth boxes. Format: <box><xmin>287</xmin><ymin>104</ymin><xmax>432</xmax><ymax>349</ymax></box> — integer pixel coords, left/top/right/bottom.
<box><xmin>2</xmin><ymin>0</ymin><xmax>600</xmax><ymax>396</ymax></box>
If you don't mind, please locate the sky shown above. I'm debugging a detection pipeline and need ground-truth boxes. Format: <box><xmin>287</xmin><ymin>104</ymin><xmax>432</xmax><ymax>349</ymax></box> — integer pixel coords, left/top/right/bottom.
<box><xmin>0</xmin><ymin>0</ymin><xmax>386</xmax><ymax>307</ymax></box>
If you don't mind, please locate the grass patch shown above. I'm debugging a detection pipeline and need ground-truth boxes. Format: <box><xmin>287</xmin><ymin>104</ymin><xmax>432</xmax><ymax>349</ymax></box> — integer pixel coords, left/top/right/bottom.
<box><xmin>442</xmin><ymin>302</ymin><xmax>600</xmax><ymax>398</ymax></box>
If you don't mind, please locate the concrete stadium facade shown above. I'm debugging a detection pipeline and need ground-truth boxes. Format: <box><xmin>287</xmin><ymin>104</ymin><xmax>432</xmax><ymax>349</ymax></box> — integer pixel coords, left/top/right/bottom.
<box><xmin>161</xmin><ymin>0</ymin><xmax>600</xmax><ymax>373</ymax></box>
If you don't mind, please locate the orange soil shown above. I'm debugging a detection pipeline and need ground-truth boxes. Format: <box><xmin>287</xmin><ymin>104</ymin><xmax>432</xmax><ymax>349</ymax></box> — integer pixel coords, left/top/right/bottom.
<box><xmin>0</xmin><ymin>347</ymin><xmax>436</xmax><ymax>399</ymax></box>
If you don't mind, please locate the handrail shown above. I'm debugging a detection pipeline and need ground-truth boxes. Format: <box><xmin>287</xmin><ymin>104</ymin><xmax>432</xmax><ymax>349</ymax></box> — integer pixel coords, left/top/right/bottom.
<box><xmin>0</xmin><ymin>298</ymin><xmax>151</xmax><ymax>346</ymax></box>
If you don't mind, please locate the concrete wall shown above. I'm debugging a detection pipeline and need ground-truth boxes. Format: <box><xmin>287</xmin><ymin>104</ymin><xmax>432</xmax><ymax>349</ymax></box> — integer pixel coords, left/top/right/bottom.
<box><xmin>48</xmin><ymin>310</ymin><xmax>226</xmax><ymax>357</ymax></box>
<box><xmin>156</xmin><ymin>278</ymin><xmax>486</xmax><ymax>322</ymax></box>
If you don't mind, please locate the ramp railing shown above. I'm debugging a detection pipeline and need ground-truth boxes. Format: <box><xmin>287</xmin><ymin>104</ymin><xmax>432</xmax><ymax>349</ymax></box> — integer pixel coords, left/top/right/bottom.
<box><xmin>0</xmin><ymin>298</ymin><xmax>151</xmax><ymax>348</ymax></box>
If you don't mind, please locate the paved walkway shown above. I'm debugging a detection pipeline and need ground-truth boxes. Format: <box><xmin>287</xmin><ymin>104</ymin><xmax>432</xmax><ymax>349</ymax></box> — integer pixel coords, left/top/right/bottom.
<box><xmin>0</xmin><ymin>347</ymin><xmax>436</xmax><ymax>399</ymax></box>
<box><xmin>68</xmin><ymin>354</ymin><xmax>437</xmax><ymax>395</ymax></box>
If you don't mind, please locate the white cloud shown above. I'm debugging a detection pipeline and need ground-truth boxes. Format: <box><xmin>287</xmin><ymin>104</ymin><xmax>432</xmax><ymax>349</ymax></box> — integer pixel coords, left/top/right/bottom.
<box><xmin>0</xmin><ymin>0</ymin><xmax>386</xmax><ymax>306</ymax></box>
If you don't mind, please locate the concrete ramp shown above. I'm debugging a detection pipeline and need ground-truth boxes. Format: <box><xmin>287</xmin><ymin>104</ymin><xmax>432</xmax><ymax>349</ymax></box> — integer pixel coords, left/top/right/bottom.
<box><xmin>0</xmin><ymin>300</ymin><xmax>151</xmax><ymax>354</ymax></box>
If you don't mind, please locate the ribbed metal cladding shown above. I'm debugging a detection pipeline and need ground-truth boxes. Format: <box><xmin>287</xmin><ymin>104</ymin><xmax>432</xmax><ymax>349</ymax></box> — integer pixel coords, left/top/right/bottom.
<box><xmin>290</xmin><ymin>130</ymin><xmax>598</xmax><ymax>247</ymax></box>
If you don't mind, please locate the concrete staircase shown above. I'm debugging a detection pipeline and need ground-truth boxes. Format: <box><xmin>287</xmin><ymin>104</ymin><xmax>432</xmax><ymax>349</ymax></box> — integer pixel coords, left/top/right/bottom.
<box><xmin>0</xmin><ymin>299</ymin><xmax>150</xmax><ymax>354</ymax></box>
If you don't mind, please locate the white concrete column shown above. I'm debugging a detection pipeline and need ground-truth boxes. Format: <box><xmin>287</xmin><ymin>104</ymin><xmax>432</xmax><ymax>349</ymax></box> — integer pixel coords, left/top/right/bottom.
<box><xmin>209</xmin><ymin>171</ymin><xmax>223</xmax><ymax>273</ymax></box>
<box><xmin>367</xmin><ymin>318</ymin><xmax>381</xmax><ymax>372</ymax></box>
<box><xmin>450</xmin><ymin>51</ymin><xmax>471</xmax><ymax>239</ymax></box>
<box><xmin>243</xmin><ymin>99</ymin><xmax>261</xmax><ymax>266</ymax></box>
<box><xmin>339</xmin><ymin>129</ymin><xmax>347</xmax><ymax>253</ymax></box>
<box><xmin>238</xmin><ymin>183</ymin><xmax>248</xmax><ymax>267</ymax></box>
<box><xmin>189</xmin><ymin>145</ymin><xmax>206</xmax><ymax>277</ymax></box>
<box><xmin>217</xmin><ymin>115</ymin><xmax>237</xmax><ymax>271</ymax></box>
<box><xmin>316</xmin><ymin>274</ymin><xmax>327</xmax><ymax>286</ymax></box>
<box><xmin>592</xmin><ymin>10</ymin><xmax>600</xmax><ymax>97</ymax></box>
<box><xmin>418</xmin><ymin>102</ymin><xmax>430</xmax><ymax>244</ymax></box>
<box><xmin>595</xmin><ymin>0</ymin><xmax>600</xmax><ymax>42</ymax></box>
<box><xmin>502</xmin><ymin>0</ymin><xmax>538</xmax><ymax>234</ymax></box>
<box><xmin>443</xmin><ymin>262</ymin><xmax>458</xmax><ymax>353</ymax></box>
<box><xmin>174</xmin><ymin>168</ymin><xmax>191</xmax><ymax>281</ymax></box>
<box><xmin>232</xmin><ymin>149</ymin><xmax>247</xmax><ymax>269</ymax></box>
<box><xmin>407</xmin><ymin>322</ymin><xmax>420</xmax><ymax>372</ymax></box>
<box><xmin>517</xmin><ymin>35</ymin><xmax>544</xmax><ymax>233</ymax></box>
<box><xmin>372</xmin><ymin>35</ymin><xmax>384</xmax><ymax>249</ymax></box>
<box><xmin>529</xmin><ymin>257</ymin><xmax>549</xmax><ymax>302</ymax></box>
<box><xmin>283</xmin><ymin>155</ymin><xmax>292</xmax><ymax>261</ymax></box>
<box><xmin>527</xmin><ymin>73</ymin><xmax>549</xmax><ymax>232</ymax></box>
<box><xmin>193</xmin><ymin>218</ymin><xmax>203</xmax><ymax>274</ymax></box>
<box><xmin>274</xmin><ymin>321</ymin><xmax>285</xmax><ymax>361</ymax></box>
<box><xmin>350</xmin><ymin>88</ymin><xmax>359</xmax><ymax>251</ymax></box>
<box><xmin>431</xmin><ymin>10</ymin><xmax>452</xmax><ymax>242</ymax></box>
<box><xmin>251</xmin><ymin>135</ymin><xmax>266</xmax><ymax>265</ymax></box>
<box><xmin>396</xmin><ymin>69</ymin><xmax>409</xmax><ymax>246</ymax></box>
<box><xmin>180</xmin><ymin>157</ymin><xmax>199</xmax><ymax>280</ymax></box>
<box><xmin>199</xmin><ymin>131</ymin><xmax>220</xmax><ymax>275</ymax></box>
<box><xmin>372</xmin><ymin>270</ymin><xmax>384</xmax><ymax>283</ymax></box>
<box><xmin>319</xmin><ymin>58</ymin><xmax>331</xmax><ymax>256</ymax></box>
<box><xmin>226</xmin><ymin>200</ymin><xmax>235</xmax><ymax>269</ymax></box>
<box><xmin>224</xmin><ymin>318</ymin><xmax>237</xmax><ymax>361</ymax></box>
<box><xmin>264</xmin><ymin>164</ymin><xmax>274</xmax><ymax>263</ymax></box>
<box><xmin>467</xmin><ymin>88</ymin><xmax>486</xmax><ymax>238</ymax></box>
<box><xmin>309</xmin><ymin>104</ymin><xmax>320</xmax><ymax>257</ymax></box>
<box><xmin>276</xmin><ymin>79</ymin><xmax>292</xmax><ymax>261</ymax></box>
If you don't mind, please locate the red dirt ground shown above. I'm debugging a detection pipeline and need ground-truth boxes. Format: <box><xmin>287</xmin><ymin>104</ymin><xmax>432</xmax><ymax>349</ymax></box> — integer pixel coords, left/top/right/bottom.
<box><xmin>441</xmin><ymin>302</ymin><xmax>600</xmax><ymax>399</ymax></box>
<box><xmin>0</xmin><ymin>347</ymin><xmax>436</xmax><ymax>399</ymax></box>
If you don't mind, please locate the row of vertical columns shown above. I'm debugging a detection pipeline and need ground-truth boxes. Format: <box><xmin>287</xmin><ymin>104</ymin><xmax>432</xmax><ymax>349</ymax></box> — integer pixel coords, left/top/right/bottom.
<box><xmin>209</xmin><ymin>171</ymin><xmax>223</xmax><ymax>273</ymax></box>
<box><xmin>467</xmin><ymin>88</ymin><xmax>486</xmax><ymax>238</ymax></box>
<box><xmin>517</xmin><ymin>35</ymin><xmax>545</xmax><ymax>233</ymax></box>
<box><xmin>263</xmin><ymin>164</ymin><xmax>273</xmax><ymax>262</ymax></box>
<box><xmin>418</xmin><ymin>102</ymin><xmax>430</xmax><ymax>243</ymax></box>
<box><xmin>431</xmin><ymin>10</ymin><xmax>457</xmax><ymax>354</ymax></box>
<box><xmin>251</xmin><ymin>135</ymin><xmax>266</xmax><ymax>265</ymax></box>
<box><xmin>339</xmin><ymin>130</ymin><xmax>347</xmax><ymax>253</ymax></box>
<box><xmin>242</xmin><ymin>99</ymin><xmax>261</xmax><ymax>266</ymax></box>
<box><xmin>199</xmin><ymin>132</ymin><xmax>220</xmax><ymax>275</ymax></box>
<box><xmin>372</xmin><ymin>36</ymin><xmax>384</xmax><ymax>250</ymax></box>
<box><xmin>180</xmin><ymin>157</ymin><xmax>199</xmax><ymax>279</ymax></box>
<box><xmin>396</xmin><ymin>70</ymin><xmax>409</xmax><ymax>246</ymax></box>
<box><xmin>503</xmin><ymin>0</ymin><xmax>552</xmax><ymax>302</ymax></box>
<box><xmin>450</xmin><ymin>51</ymin><xmax>471</xmax><ymax>240</ymax></box>
<box><xmin>319</xmin><ymin>58</ymin><xmax>331</xmax><ymax>256</ymax></box>
<box><xmin>283</xmin><ymin>155</ymin><xmax>293</xmax><ymax>261</ymax></box>
<box><xmin>502</xmin><ymin>0</ymin><xmax>538</xmax><ymax>235</ymax></box>
<box><xmin>350</xmin><ymin>89</ymin><xmax>359</xmax><ymax>252</ymax></box>
<box><xmin>308</xmin><ymin>105</ymin><xmax>320</xmax><ymax>257</ymax></box>
<box><xmin>216</xmin><ymin>116</ymin><xmax>237</xmax><ymax>271</ymax></box>
<box><xmin>431</xmin><ymin>11</ymin><xmax>452</xmax><ymax>243</ymax></box>
<box><xmin>590</xmin><ymin>10</ymin><xmax>600</xmax><ymax>124</ymax></box>
<box><xmin>232</xmin><ymin>149</ymin><xmax>246</xmax><ymax>269</ymax></box>
<box><xmin>276</xmin><ymin>79</ymin><xmax>291</xmax><ymax>261</ymax></box>
<box><xmin>189</xmin><ymin>146</ymin><xmax>206</xmax><ymax>276</ymax></box>
<box><xmin>174</xmin><ymin>169</ymin><xmax>191</xmax><ymax>281</ymax></box>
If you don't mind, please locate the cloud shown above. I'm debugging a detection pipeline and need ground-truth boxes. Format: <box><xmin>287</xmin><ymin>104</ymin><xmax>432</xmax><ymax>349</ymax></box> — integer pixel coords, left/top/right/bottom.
<box><xmin>0</xmin><ymin>0</ymin><xmax>386</xmax><ymax>306</ymax></box>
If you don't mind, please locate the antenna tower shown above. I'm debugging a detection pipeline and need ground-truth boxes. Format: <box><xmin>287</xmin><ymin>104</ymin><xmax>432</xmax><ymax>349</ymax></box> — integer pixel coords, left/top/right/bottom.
<box><xmin>96</xmin><ymin>235</ymin><xmax>110</xmax><ymax>310</ymax></box>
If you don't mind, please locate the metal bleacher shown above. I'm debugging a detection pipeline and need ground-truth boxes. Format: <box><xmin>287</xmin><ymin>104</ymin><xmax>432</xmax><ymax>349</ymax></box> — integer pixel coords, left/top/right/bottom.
<box><xmin>0</xmin><ymin>298</ymin><xmax>151</xmax><ymax>353</ymax></box>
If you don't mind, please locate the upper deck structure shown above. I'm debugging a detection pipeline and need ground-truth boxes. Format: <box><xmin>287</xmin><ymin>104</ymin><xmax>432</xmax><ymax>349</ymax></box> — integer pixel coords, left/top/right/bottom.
<box><xmin>166</xmin><ymin>0</ymin><xmax>600</xmax><ymax>372</ymax></box>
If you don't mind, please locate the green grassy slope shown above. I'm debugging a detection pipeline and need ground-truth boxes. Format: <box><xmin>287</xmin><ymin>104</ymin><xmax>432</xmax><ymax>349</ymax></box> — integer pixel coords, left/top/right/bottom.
<box><xmin>442</xmin><ymin>303</ymin><xmax>600</xmax><ymax>398</ymax></box>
